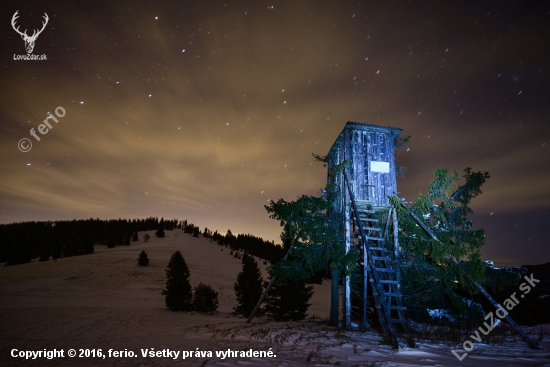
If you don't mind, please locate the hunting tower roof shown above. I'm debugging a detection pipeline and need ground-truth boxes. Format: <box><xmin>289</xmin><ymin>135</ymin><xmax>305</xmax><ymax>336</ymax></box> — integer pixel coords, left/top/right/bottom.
<box><xmin>326</xmin><ymin>121</ymin><xmax>402</xmax><ymax>160</ymax></box>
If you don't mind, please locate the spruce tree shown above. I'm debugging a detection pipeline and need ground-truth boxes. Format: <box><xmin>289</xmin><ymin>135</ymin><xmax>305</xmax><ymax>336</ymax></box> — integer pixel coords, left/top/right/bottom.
<box><xmin>264</xmin><ymin>182</ymin><xmax>349</xmax><ymax>325</ymax></box>
<box><xmin>162</xmin><ymin>250</ymin><xmax>193</xmax><ymax>311</ymax></box>
<box><xmin>107</xmin><ymin>234</ymin><xmax>116</xmax><ymax>248</ymax></box>
<box><xmin>155</xmin><ymin>220</ymin><xmax>165</xmax><ymax>238</ymax></box>
<box><xmin>132</xmin><ymin>230</ymin><xmax>139</xmax><ymax>241</ymax></box>
<box><xmin>225</xmin><ymin>229</ymin><xmax>236</xmax><ymax>248</ymax></box>
<box><xmin>137</xmin><ymin>250</ymin><xmax>149</xmax><ymax>266</ymax></box>
<box><xmin>391</xmin><ymin>167</ymin><xmax>499</xmax><ymax>319</ymax></box>
<box><xmin>265</xmin><ymin>277</ymin><xmax>313</xmax><ymax>321</ymax></box>
<box><xmin>114</xmin><ymin>227</ymin><xmax>124</xmax><ymax>246</ymax></box>
<box><xmin>234</xmin><ymin>254</ymin><xmax>264</xmax><ymax>317</ymax></box>
<box><xmin>184</xmin><ymin>223</ymin><xmax>194</xmax><ymax>234</ymax></box>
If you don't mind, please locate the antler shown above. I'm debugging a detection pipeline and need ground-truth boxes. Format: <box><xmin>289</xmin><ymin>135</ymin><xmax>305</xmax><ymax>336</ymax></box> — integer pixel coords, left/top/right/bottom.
<box><xmin>37</xmin><ymin>13</ymin><xmax>49</xmax><ymax>37</ymax></box>
<box><xmin>29</xmin><ymin>13</ymin><xmax>49</xmax><ymax>40</ymax></box>
<box><xmin>11</xmin><ymin>11</ymin><xmax>27</xmax><ymax>38</ymax></box>
<box><xmin>11</xmin><ymin>11</ymin><xmax>49</xmax><ymax>41</ymax></box>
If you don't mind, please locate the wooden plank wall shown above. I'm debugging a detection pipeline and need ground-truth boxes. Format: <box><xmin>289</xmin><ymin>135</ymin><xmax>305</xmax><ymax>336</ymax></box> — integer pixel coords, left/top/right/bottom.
<box><xmin>327</xmin><ymin>124</ymin><xmax>399</xmax><ymax>330</ymax></box>
<box><xmin>329</xmin><ymin>127</ymin><xmax>398</xmax><ymax>208</ymax></box>
<box><xmin>366</xmin><ymin>130</ymin><xmax>398</xmax><ymax>207</ymax></box>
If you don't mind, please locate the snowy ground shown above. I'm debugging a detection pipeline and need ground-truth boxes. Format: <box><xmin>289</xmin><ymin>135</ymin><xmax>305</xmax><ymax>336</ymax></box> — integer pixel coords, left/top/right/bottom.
<box><xmin>1</xmin><ymin>229</ymin><xmax>549</xmax><ymax>366</ymax></box>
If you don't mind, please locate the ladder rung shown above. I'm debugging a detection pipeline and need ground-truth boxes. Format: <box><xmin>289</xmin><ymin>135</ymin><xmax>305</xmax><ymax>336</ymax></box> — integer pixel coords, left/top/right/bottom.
<box><xmin>369</xmin><ymin>247</ymin><xmax>387</xmax><ymax>251</ymax></box>
<box><xmin>372</xmin><ymin>256</ymin><xmax>391</xmax><ymax>261</ymax></box>
<box><xmin>363</xmin><ymin>226</ymin><xmax>381</xmax><ymax>231</ymax></box>
<box><xmin>357</xmin><ymin>209</ymin><xmax>376</xmax><ymax>214</ymax></box>
<box><xmin>373</xmin><ymin>291</ymin><xmax>401</xmax><ymax>297</ymax></box>
<box><xmin>390</xmin><ymin>306</ymin><xmax>407</xmax><ymax>310</ymax></box>
<box><xmin>378</xmin><ymin>280</ymin><xmax>399</xmax><ymax>284</ymax></box>
<box><xmin>361</xmin><ymin>218</ymin><xmax>379</xmax><ymax>223</ymax></box>
<box><xmin>382</xmin><ymin>292</ymin><xmax>402</xmax><ymax>297</ymax></box>
<box><xmin>375</xmin><ymin>304</ymin><xmax>407</xmax><ymax>310</ymax></box>
<box><xmin>374</xmin><ymin>268</ymin><xmax>395</xmax><ymax>272</ymax></box>
<box><xmin>366</xmin><ymin>236</ymin><xmax>384</xmax><ymax>241</ymax></box>
<box><xmin>355</xmin><ymin>201</ymin><xmax>373</xmax><ymax>206</ymax></box>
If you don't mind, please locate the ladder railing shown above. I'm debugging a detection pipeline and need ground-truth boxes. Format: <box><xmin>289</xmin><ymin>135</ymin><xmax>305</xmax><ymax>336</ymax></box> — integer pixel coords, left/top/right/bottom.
<box><xmin>341</xmin><ymin>167</ymin><xmax>414</xmax><ymax>348</ymax></box>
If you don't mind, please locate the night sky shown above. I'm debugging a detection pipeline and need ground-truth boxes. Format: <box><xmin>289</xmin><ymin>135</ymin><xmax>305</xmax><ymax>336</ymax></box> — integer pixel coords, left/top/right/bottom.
<box><xmin>1</xmin><ymin>1</ymin><xmax>549</xmax><ymax>267</ymax></box>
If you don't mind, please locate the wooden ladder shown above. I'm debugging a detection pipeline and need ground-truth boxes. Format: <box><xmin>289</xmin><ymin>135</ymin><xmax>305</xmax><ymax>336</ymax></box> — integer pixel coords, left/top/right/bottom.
<box><xmin>337</xmin><ymin>161</ymin><xmax>415</xmax><ymax>348</ymax></box>
<box><xmin>354</xmin><ymin>200</ymin><xmax>415</xmax><ymax>348</ymax></box>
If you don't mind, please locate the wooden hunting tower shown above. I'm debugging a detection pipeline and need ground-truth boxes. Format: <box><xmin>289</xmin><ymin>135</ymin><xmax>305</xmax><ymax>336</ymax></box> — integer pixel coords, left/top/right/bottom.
<box><xmin>326</xmin><ymin>121</ymin><xmax>415</xmax><ymax>348</ymax></box>
<box><xmin>322</xmin><ymin>121</ymin><xmax>539</xmax><ymax>350</ymax></box>
<box><xmin>326</xmin><ymin>121</ymin><xmax>401</xmax><ymax>208</ymax></box>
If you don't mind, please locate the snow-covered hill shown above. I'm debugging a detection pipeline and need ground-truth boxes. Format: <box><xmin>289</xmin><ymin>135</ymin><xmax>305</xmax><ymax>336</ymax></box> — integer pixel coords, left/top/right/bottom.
<box><xmin>0</xmin><ymin>229</ymin><xmax>548</xmax><ymax>366</ymax></box>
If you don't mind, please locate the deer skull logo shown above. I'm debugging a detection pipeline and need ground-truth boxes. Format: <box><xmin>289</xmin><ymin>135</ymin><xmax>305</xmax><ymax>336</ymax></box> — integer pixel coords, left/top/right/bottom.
<box><xmin>11</xmin><ymin>11</ymin><xmax>49</xmax><ymax>54</ymax></box>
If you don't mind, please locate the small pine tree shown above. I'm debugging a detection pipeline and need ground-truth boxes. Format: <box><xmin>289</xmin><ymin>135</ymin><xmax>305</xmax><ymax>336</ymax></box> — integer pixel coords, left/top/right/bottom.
<box><xmin>115</xmin><ymin>228</ymin><xmax>124</xmax><ymax>246</ymax></box>
<box><xmin>184</xmin><ymin>223</ymin><xmax>194</xmax><ymax>234</ymax></box>
<box><xmin>162</xmin><ymin>250</ymin><xmax>193</xmax><ymax>311</ymax></box>
<box><xmin>107</xmin><ymin>235</ymin><xmax>116</xmax><ymax>248</ymax></box>
<box><xmin>265</xmin><ymin>278</ymin><xmax>313</xmax><ymax>321</ymax></box>
<box><xmin>124</xmin><ymin>234</ymin><xmax>131</xmax><ymax>246</ymax></box>
<box><xmin>143</xmin><ymin>233</ymin><xmax>150</xmax><ymax>242</ymax></box>
<box><xmin>155</xmin><ymin>220</ymin><xmax>165</xmax><ymax>238</ymax></box>
<box><xmin>234</xmin><ymin>254</ymin><xmax>264</xmax><ymax>317</ymax></box>
<box><xmin>192</xmin><ymin>283</ymin><xmax>219</xmax><ymax>313</ymax></box>
<box><xmin>192</xmin><ymin>226</ymin><xmax>200</xmax><ymax>237</ymax></box>
<box><xmin>137</xmin><ymin>250</ymin><xmax>149</xmax><ymax>266</ymax></box>
<box><xmin>132</xmin><ymin>230</ymin><xmax>139</xmax><ymax>241</ymax></box>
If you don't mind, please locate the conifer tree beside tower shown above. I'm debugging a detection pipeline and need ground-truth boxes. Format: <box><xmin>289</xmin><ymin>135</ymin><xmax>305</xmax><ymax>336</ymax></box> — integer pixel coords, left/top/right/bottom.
<box><xmin>265</xmin><ymin>277</ymin><xmax>313</xmax><ymax>321</ymax></box>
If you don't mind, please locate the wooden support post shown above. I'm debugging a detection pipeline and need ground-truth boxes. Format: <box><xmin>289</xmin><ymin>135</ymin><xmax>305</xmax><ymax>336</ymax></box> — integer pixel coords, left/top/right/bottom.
<box><xmin>246</xmin><ymin>246</ymin><xmax>293</xmax><ymax>323</ymax></box>
<box><xmin>343</xmin><ymin>186</ymin><xmax>351</xmax><ymax>329</ymax></box>
<box><xmin>362</xmin><ymin>241</ymin><xmax>368</xmax><ymax>331</ymax></box>
<box><xmin>246</xmin><ymin>275</ymin><xmax>277</xmax><ymax>323</ymax></box>
<box><xmin>391</xmin><ymin>208</ymin><xmax>401</xmax><ymax>294</ymax></box>
<box><xmin>473</xmin><ymin>282</ymin><xmax>542</xmax><ymax>350</ymax></box>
